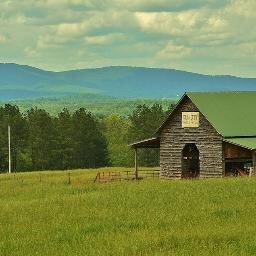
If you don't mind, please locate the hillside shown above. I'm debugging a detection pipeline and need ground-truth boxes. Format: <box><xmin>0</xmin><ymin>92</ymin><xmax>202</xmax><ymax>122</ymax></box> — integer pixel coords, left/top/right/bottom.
<box><xmin>0</xmin><ymin>63</ymin><xmax>256</xmax><ymax>101</ymax></box>
<box><xmin>8</xmin><ymin>94</ymin><xmax>174</xmax><ymax>116</ymax></box>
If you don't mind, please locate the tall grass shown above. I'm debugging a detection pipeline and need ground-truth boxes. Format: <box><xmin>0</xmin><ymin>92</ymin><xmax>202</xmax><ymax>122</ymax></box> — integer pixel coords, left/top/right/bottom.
<box><xmin>0</xmin><ymin>168</ymin><xmax>256</xmax><ymax>255</ymax></box>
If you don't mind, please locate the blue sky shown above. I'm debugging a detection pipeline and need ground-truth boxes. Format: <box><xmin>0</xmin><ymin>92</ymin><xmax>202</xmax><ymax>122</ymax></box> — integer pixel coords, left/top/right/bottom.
<box><xmin>0</xmin><ymin>0</ymin><xmax>255</xmax><ymax>77</ymax></box>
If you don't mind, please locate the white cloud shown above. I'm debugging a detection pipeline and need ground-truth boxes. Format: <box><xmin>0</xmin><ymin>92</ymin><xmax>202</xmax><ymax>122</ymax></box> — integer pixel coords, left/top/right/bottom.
<box><xmin>207</xmin><ymin>17</ymin><xmax>226</xmax><ymax>30</ymax></box>
<box><xmin>24</xmin><ymin>47</ymin><xmax>38</xmax><ymax>57</ymax></box>
<box><xmin>0</xmin><ymin>35</ymin><xmax>7</xmax><ymax>44</ymax></box>
<box><xmin>46</xmin><ymin>0</ymin><xmax>91</xmax><ymax>6</ymax></box>
<box><xmin>16</xmin><ymin>15</ymin><xmax>28</xmax><ymax>24</ymax></box>
<box><xmin>229</xmin><ymin>42</ymin><xmax>256</xmax><ymax>58</ymax></box>
<box><xmin>135</xmin><ymin>10</ymin><xmax>204</xmax><ymax>36</ymax></box>
<box><xmin>84</xmin><ymin>33</ymin><xmax>125</xmax><ymax>45</ymax></box>
<box><xmin>135</xmin><ymin>9</ymin><xmax>228</xmax><ymax>37</ymax></box>
<box><xmin>225</xmin><ymin>0</ymin><xmax>256</xmax><ymax>17</ymax></box>
<box><xmin>53</xmin><ymin>10</ymin><xmax>135</xmax><ymax>38</ymax></box>
<box><xmin>56</xmin><ymin>22</ymin><xmax>88</xmax><ymax>37</ymax></box>
<box><xmin>156</xmin><ymin>41</ymin><xmax>192</xmax><ymax>59</ymax></box>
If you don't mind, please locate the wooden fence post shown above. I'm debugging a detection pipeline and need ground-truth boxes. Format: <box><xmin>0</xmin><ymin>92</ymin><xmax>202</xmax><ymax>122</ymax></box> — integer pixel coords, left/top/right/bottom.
<box><xmin>68</xmin><ymin>173</ymin><xmax>71</xmax><ymax>185</ymax></box>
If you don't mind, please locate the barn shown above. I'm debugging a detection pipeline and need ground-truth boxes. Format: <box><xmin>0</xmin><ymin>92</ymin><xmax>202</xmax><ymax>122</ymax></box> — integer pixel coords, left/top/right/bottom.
<box><xmin>130</xmin><ymin>92</ymin><xmax>256</xmax><ymax>179</ymax></box>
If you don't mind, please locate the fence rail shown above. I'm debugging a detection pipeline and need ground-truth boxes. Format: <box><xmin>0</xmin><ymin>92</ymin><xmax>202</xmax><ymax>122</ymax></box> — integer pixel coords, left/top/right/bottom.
<box><xmin>94</xmin><ymin>170</ymin><xmax>160</xmax><ymax>183</ymax></box>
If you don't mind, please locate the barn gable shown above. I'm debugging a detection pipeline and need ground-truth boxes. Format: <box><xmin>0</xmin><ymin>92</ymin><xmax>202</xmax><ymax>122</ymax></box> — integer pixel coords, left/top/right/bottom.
<box><xmin>159</xmin><ymin>95</ymin><xmax>223</xmax><ymax>178</ymax></box>
<box><xmin>156</xmin><ymin>93</ymin><xmax>219</xmax><ymax>136</ymax></box>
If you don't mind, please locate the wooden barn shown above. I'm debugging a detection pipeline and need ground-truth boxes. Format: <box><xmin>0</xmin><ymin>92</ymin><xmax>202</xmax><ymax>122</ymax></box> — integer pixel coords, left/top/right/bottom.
<box><xmin>130</xmin><ymin>92</ymin><xmax>256</xmax><ymax>179</ymax></box>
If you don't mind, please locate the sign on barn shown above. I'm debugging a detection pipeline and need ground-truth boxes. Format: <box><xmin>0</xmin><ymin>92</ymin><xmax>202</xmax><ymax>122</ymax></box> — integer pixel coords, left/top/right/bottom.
<box><xmin>182</xmin><ymin>112</ymin><xmax>199</xmax><ymax>128</ymax></box>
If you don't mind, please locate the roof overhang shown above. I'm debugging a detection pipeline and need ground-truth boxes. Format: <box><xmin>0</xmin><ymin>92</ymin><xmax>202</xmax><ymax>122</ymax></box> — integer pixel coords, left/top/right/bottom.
<box><xmin>129</xmin><ymin>137</ymin><xmax>160</xmax><ymax>148</ymax></box>
<box><xmin>223</xmin><ymin>137</ymin><xmax>256</xmax><ymax>150</ymax></box>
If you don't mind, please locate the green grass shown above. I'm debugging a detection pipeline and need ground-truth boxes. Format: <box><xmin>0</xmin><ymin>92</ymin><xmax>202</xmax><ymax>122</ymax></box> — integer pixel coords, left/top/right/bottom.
<box><xmin>1</xmin><ymin>168</ymin><xmax>256</xmax><ymax>255</ymax></box>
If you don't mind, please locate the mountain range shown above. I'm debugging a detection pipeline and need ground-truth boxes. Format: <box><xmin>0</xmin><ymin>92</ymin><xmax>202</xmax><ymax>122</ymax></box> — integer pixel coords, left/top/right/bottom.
<box><xmin>0</xmin><ymin>63</ymin><xmax>255</xmax><ymax>101</ymax></box>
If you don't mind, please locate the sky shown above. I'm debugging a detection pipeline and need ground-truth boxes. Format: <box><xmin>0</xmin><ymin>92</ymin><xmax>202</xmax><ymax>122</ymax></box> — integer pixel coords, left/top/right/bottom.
<box><xmin>0</xmin><ymin>0</ymin><xmax>255</xmax><ymax>77</ymax></box>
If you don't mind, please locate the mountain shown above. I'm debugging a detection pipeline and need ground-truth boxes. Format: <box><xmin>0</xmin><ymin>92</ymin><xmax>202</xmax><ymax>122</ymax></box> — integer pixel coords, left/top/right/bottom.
<box><xmin>0</xmin><ymin>63</ymin><xmax>255</xmax><ymax>101</ymax></box>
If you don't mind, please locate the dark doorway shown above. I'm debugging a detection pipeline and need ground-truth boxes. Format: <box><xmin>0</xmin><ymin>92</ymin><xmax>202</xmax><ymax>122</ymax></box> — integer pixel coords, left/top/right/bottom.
<box><xmin>182</xmin><ymin>143</ymin><xmax>200</xmax><ymax>178</ymax></box>
<box><xmin>225</xmin><ymin>161</ymin><xmax>252</xmax><ymax>176</ymax></box>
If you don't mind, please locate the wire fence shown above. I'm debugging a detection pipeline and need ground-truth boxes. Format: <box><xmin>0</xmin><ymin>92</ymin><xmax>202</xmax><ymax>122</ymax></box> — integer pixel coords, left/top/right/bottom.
<box><xmin>94</xmin><ymin>169</ymin><xmax>160</xmax><ymax>183</ymax></box>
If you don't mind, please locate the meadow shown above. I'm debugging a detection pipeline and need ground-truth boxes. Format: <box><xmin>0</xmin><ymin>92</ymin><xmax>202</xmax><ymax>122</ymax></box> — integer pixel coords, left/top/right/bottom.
<box><xmin>1</xmin><ymin>168</ymin><xmax>256</xmax><ymax>256</ymax></box>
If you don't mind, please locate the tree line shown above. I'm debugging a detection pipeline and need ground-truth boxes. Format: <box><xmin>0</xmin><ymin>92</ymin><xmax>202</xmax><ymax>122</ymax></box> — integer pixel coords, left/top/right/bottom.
<box><xmin>0</xmin><ymin>103</ymin><xmax>173</xmax><ymax>172</ymax></box>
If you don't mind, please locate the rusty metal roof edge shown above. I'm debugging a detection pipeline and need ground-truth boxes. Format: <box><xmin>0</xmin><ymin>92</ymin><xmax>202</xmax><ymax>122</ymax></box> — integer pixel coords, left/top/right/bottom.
<box><xmin>129</xmin><ymin>137</ymin><xmax>160</xmax><ymax>148</ymax></box>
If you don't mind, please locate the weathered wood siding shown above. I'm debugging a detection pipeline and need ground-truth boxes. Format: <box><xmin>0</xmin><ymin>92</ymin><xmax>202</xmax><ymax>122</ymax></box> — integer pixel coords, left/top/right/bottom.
<box><xmin>223</xmin><ymin>142</ymin><xmax>251</xmax><ymax>159</ymax></box>
<box><xmin>160</xmin><ymin>96</ymin><xmax>223</xmax><ymax>178</ymax></box>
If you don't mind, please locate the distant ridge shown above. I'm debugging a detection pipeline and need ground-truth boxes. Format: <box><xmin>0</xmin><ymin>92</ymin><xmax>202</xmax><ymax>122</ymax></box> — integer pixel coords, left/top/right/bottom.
<box><xmin>0</xmin><ymin>63</ymin><xmax>255</xmax><ymax>101</ymax></box>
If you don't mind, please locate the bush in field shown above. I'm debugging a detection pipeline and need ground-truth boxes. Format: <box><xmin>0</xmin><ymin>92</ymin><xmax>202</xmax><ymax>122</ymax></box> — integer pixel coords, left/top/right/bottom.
<box><xmin>102</xmin><ymin>114</ymin><xmax>133</xmax><ymax>167</ymax></box>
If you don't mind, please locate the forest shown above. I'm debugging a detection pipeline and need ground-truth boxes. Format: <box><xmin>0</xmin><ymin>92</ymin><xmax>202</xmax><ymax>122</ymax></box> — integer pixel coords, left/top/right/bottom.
<box><xmin>9</xmin><ymin>94</ymin><xmax>174</xmax><ymax>116</ymax></box>
<box><xmin>0</xmin><ymin>103</ymin><xmax>174</xmax><ymax>172</ymax></box>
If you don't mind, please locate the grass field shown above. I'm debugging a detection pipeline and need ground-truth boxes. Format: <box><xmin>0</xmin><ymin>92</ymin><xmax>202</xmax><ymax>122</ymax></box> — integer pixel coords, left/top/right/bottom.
<box><xmin>1</xmin><ymin>168</ymin><xmax>256</xmax><ymax>256</ymax></box>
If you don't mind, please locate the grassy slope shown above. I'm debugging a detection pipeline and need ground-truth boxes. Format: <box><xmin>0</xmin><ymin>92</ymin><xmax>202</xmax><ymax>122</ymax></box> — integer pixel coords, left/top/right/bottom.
<box><xmin>1</xmin><ymin>168</ymin><xmax>256</xmax><ymax>255</ymax></box>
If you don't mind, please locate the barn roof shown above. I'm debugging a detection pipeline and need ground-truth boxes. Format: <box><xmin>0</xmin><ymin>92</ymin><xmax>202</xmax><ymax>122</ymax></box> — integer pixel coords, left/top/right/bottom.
<box><xmin>154</xmin><ymin>91</ymin><xmax>256</xmax><ymax>150</ymax></box>
<box><xmin>129</xmin><ymin>137</ymin><xmax>160</xmax><ymax>148</ymax></box>
<box><xmin>186</xmin><ymin>91</ymin><xmax>256</xmax><ymax>137</ymax></box>
<box><xmin>157</xmin><ymin>91</ymin><xmax>256</xmax><ymax>138</ymax></box>
<box><xmin>224</xmin><ymin>137</ymin><xmax>256</xmax><ymax>150</ymax></box>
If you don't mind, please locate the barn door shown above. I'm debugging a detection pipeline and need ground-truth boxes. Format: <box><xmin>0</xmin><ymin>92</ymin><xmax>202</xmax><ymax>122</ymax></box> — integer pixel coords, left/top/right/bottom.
<box><xmin>182</xmin><ymin>143</ymin><xmax>200</xmax><ymax>178</ymax></box>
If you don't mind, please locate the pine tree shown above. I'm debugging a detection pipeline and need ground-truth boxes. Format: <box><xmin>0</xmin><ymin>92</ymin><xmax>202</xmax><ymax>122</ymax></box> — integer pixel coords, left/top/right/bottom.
<box><xmin>27</xmin><ymin>108</ymin><xmax>59</xmax><ymax>170</ymax></box>
<box><xmin>128</xmin><ymin>104</ymin><xmax>166</xmax><ymax>167</ymax></box>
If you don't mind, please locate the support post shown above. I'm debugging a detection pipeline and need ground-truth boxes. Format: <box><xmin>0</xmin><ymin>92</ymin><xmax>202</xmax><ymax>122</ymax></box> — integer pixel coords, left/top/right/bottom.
<box><xmin>252</xmin><ymin>150</ymin><xmax>256</xmax><ymax>176</ymax></box>
<box><xmin>134</xmin><ymin>147</ymin><xmax>138</xmax><ymax>180</ymax></box>
<box><xmin>222</xmin><ymin>143</ymin><xmax>226</xmax><ymax>178</ymax></box>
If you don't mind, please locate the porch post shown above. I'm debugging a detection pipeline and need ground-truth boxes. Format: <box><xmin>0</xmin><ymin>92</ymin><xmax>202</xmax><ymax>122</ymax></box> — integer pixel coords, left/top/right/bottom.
<box><xmin>134</xmin><ymin>147</ymin><xmax>138</xmax><ymax>180</ymax></box>
<box><xmin>222</xmin><ymin>143</ymin><xmax>226</xmax><ymax>177</ymax></box>
<box><xmin>252</xmin><ymin>150</ymin><xmax>256</xmax><ymax>176</ymax></box>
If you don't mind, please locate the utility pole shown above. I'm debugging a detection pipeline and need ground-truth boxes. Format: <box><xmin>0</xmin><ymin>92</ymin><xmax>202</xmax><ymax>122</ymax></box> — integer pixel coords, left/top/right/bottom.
<box><xmin>134</xmin><ymin>147</ymin><xmax>138</xmax><ymax>180</ymax></box>
<box><xmin>8</xmin><ymin>125</ymin><xmax>11</xmax><ymax>174</ymax></box>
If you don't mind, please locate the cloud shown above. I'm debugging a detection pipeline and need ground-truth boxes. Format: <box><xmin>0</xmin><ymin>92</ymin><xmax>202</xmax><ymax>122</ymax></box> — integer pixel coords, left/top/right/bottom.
<box><xmin>52</xmin><ymin>10</ymin><xmax>135</xmax><ymax>38</ymax></box>
<box><xmin>156</xmin><ymin>41</ymin><xmax>192</xmax><ymax>59</ymax></box>
<box><xmin>44</xmin><ymin>0</ymin><xmax>231</xmax><ymax>12</ymax></box>
<box><xmin>135</xmin><ymin>10</ymin><xmax>227</xmax><ymax>38</ymax></box>
<box><xmin>24</xmin><ymin>47</ymin><xmax>38</xmax><ymax>57</ymax></box>
<box><xmin>238</xmin><ymin>42</ymin><xmax>256</xmax><ymax>57</ymax></box>
<box><xmin>0</xmin><ymin>0</ymin><xmax>255</xmax><ymax>77</ymax></box>
<box><xmin>0</xmin><ymin>35</ymin><xmax>7</xmax><ymax>44</ymax></box>
<box><xmin>36</xmin><ymin>34</ymin><xmax>68</xmax><ymax>49</ymax></box>
<box><xmin>56</xmin><ymin>22</ymin><xmax>88</xmax><ymax>37</ymax></box>
<box><xmin>225</xmin><ymin>0</ymin><xmax>256</xmax><ymax>17</ymax></box>
<box><xmin>84</xmin><ymin>33</ymin><xmax>126</xmax><ymax>45</ymax></box>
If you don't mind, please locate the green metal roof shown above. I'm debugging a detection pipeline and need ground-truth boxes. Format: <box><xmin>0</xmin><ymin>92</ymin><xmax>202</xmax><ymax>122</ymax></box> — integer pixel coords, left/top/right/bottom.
<box><xmin>187</xmin><ymin>91</ymin><xmax>256</xmax><ymax>137</ymax></box>
<box><xmin>224</xmin><ymin>138</ymin><xmax>256</xmax><ymax>150</ymax></box>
